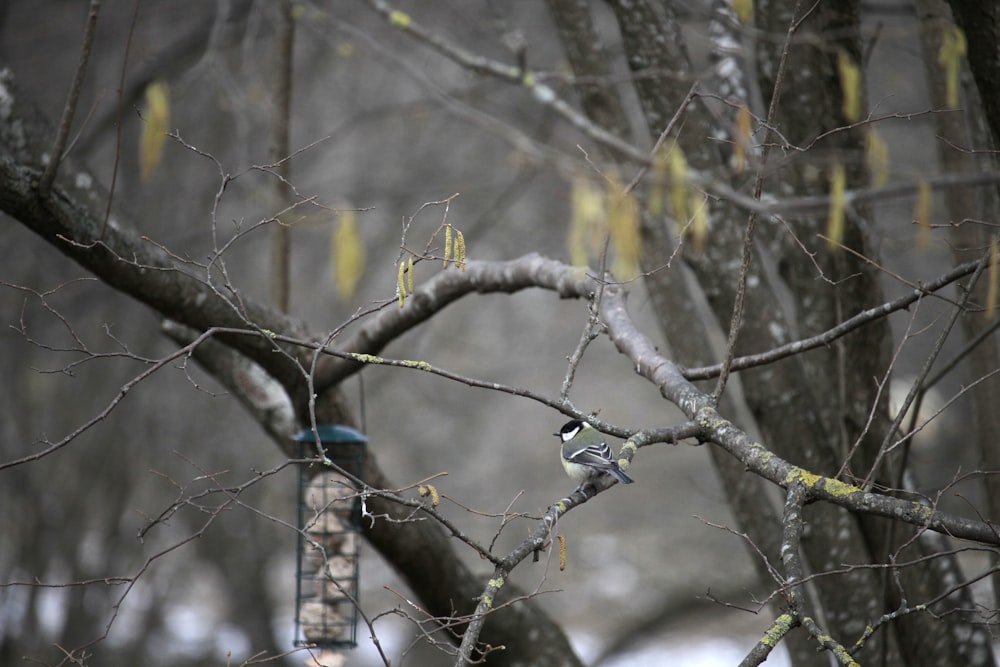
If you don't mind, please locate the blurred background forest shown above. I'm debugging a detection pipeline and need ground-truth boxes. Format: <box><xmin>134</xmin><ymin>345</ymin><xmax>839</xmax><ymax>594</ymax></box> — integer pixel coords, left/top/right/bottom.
<box><xmin>1</xmin><ymin>1</ymin><xmax>996</xmax><ymax>666</ymax></box>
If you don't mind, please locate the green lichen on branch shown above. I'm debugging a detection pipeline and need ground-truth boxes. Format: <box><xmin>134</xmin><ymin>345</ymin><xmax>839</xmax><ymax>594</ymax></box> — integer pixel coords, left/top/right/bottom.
<box><xmin>346</xmin><ymin>352</ymin><xmax>430</xmax><ymax>372</ymax></box>
<box><xmin>761</xmin><ymin>612</ymin><xmax>796</xmax><ymax>646</ymax></box>
<box><xmin>348</xmin><ymin>352</ymin><xmax>384</xmax><ymax>365</ymax></box>
<box><xmin>784</xmin><ymin>467</ymin><xmax>860</xmax><ymax>499</ymax></box>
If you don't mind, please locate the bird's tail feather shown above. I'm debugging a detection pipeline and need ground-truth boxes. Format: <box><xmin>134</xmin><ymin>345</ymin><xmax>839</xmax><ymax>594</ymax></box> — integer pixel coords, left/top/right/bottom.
<box><xmin>611</xmin><ymin>467</ymin><xmax>634</xmax><ymax>484</ymax></box>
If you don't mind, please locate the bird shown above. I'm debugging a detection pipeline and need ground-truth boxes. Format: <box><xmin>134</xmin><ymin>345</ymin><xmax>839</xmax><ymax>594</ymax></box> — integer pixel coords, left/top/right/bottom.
<box><xmin>554</xmin><ymin>419</ymin><xmax>634</xmax><ymax>486</ymax></box>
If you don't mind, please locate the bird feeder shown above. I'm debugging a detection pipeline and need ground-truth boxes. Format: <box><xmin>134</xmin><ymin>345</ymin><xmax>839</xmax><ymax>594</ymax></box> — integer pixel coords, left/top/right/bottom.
<box><xmin>294</xmin><ymin>425</ymin><xmax>367</xmax><ymax>649</ymax></box>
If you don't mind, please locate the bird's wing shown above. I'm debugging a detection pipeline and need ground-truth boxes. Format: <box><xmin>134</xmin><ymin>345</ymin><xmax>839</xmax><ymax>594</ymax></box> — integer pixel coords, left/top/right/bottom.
<box><xmin>565</xmin><ymin>442</ymin><xmax>616</xmax><ymax>469</ymax></box>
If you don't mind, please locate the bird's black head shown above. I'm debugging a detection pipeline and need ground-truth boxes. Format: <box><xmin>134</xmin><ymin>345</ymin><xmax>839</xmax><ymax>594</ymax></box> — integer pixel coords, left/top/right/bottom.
<box><xmin>555</xmin><ymin>418</ymin><xmax>588</xmax><ymax>441</ymax></box>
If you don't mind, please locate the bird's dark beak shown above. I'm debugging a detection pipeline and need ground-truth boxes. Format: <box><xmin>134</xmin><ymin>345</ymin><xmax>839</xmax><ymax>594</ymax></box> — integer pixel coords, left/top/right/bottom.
<box><xmin>552</xmin><ymin>432</ymin><xmax>560</xmax><ymax>437</ymax></box>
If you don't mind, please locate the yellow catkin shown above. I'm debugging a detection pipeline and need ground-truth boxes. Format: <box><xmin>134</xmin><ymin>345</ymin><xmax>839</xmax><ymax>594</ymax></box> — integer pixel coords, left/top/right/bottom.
<box><xmin>140</xmin><ymin>81</ymin><xmax>170</xmax><ymax>181</ymax></box>
<box><xmin>938</xmin><ymin>27</ymin><xmax>967</xmax><ymax>109</ymax></box>
<box><xmin>689</xmin><ymin>191</ymin><xmax>709</xmax><ymax>254</ymax></box>
<box><xmin>733</xmin><ymin>104</ymin><xmax>752</xmax><ymax>174</ymax></box>
<box><xmin>648</xmin><ymin>150</ymin><xmax>668</xmax><ymax>216</ymax></box>
<box><xmin>558</xmin><ymin>534</ymin><xmax>567</xmax><ymax>571</ymax></box>
<box><xmin>865</xmin><ymin>130</ymin><xmax>890</xmax><ymax>189</ymax></box>
<box><xmin>608</xmin><ymin>175</ymin><xmax>640</xmax><ymax>280</ymax></box>
<box><xmin>455</xmin><ymin>230</ymin><xmax>467</xmax><ymax>271</ymax></box>
<box><xmin>569</xmin><ymin>174</ymin><xmax>604</xmax><ymax>266</ymax></box>
<box><xmin>418</xmin><ymin>484</ymin><xmax>440</xmax><ymax>507</ymax></box>
<box><xmin>837</xmin><ymin>50</ymin><xmax>861</xmax><ymax>122</ymax></box>
<box><xmin>333</xmin><ymin>210</ymin><xmax>365</xmax><ymax>301</ymax></box>
<box><xmin>669</xmin><ymin>144</ymin><xmax>689</xmax><ymax>228</ymax></box>
<box><xmin>443</xmin><ymin>225</ymin><xmax>453</xmax><ymax>268</ymax></box>
<box><xmin>986</xmin><ymin>237</ymin><xmax>999</xmax><ymax>321</ymax></box>
<box><xmin>826</xmin><ymin>162</ymin><xmax>846</xmax><ymax>251</ymax></box>
<box><xmin>732</xmin><ymin>0</ymin><xmax>753</xmax><ymax>24</ymax></box>
<box><xmin>397</xmin><ymin>261</ymin><xmax>407</xmax><ymax>307</ymax></box>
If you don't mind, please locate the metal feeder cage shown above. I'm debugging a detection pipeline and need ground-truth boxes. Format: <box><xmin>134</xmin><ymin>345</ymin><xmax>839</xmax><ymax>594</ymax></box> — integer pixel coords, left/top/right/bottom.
<box><xmin>293</xmin><ymin>425</ymin><xmax>367</xmax><ymax>649</ymax></box>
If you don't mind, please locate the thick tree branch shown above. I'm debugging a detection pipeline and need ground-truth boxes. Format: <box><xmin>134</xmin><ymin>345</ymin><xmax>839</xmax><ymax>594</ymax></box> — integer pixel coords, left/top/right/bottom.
<box><xmin>311</xmin><ymin>255</ymin><xmax>599</xmax><ymax>391</ymax></box>
<box><xmin>0</xmin><ymin>158</ymin><xmax>310</xmax><ymax>390</ymax></box>
<box><xmin>597</xmin><ymin>279</ymin><xmax>1000</xmax><ymax>545</ymax></box>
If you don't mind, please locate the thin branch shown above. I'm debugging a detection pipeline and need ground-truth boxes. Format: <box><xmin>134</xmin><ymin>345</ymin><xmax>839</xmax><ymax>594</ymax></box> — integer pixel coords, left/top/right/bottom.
<box><xmin>623</xmin><ymin>82</ymin><xmax>699</xmax><ymax>195</ymax></box>
<box><xmin>37</xmin><ymin>0</ymin><xmax>102</xmax><ymax>197</ymax></box>
<box><xmin>739</xmin><ymin>482</ymin><xmax>807</xmax><ymax>667</ymax></box>
<box><xmin>708</xmin><ymin>169</ymin><xmax>1000</xmax><ymax>219</ymax></box>
<box><xmin>715</xmin><ymin>0</ymin><xmax>805</xmax><ymax>403</ymax></box>
<box><xmin>55</xmin><ymin>459</ymin><xmax>293</xmax><ymax>661</ymax></box>
<box><xmin>0</xmin><ymin>329</ymin><xmax>220</xmax><ymax>471</ymax></box>
<box><xmin>558</xmin><ymin>296</ymin><xmax>604</xmax><ymax>404</ymax></box>
<box><xmin>359</xmin><ymin>0</ymin><xmax>648</xmax><ymax>164</ymax></box>
<box><xmin>453</xmin><ymin>482</ymin><xmax>598</xmax><ymax>665</ymax></box>
<box><xmin>683</xmin><ymin>257</ymin><xmax>982</xmax><ymax>380</ymax></box>
<box><xmin>101</xmin><ymin>0</ymin><xmax>141</xmax><ymax>236</ymax></box>
<box><xmin>863</xmin><ymin>245</ymin><xmax>992</xmax><ymax>489</ymax></box>
<box><xmin>269</xmin><ymin>0</ymin><xmax>295</xmax><ymax>312</ymax></box>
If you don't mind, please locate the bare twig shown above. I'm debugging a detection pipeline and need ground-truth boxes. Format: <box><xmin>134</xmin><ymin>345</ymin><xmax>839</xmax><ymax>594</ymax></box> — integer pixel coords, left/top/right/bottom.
<box><xmin>102</xmin><ymin>0</ymin><xmax>141</xmax><ymax>235</ymax></box>
<box><xmin>715</xmin><ymin>0</ymin><xmax>806</xmax><ymax>404</ymax></box>
<box><xmin>359</xmin><ymin>0</ymin><xmax>647</xmax><ymax>164</ymax></box>
<box><xmin>863</xmin><ymin>245</ymin><xmax>993</xmax><ymax>489</ymax></box>
<box><xmin>37</xmin><ymin>0</ymin><xmax>102</xmax><ymax>198</ymax></box>
<box><xmin>739</xmin><ymin>481</ymin><xmax>807</xmax><ymax>667</ymax></box>
<box><xmin>269</xmin><ymin>0</ymin><xmax>296</xmax><ymax>312</ymax></box>
<box><xmin>683</xmin><ymin>257</ymin><xmax>982</xmax><ymax>380</ymax></box>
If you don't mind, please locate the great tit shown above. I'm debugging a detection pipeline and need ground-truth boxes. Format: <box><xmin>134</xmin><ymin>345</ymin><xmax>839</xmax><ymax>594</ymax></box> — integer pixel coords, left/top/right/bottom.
<box><xmin>555</xmin><ymin>419</ymin><xmax>634</xmax><ymax>486</ymax></box>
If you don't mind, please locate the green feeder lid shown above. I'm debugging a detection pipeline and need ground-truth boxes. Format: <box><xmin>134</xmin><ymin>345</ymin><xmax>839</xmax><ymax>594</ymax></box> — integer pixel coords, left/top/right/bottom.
<box><xmin>292</xmin><ymin>425</ymin><xmax>368</xmax><ymax>443</ymax></box>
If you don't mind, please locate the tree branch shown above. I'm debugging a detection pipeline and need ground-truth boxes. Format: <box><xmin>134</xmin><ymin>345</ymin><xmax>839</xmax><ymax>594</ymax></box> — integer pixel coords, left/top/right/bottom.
<box><xmin>37</xmin><ymin>0</ymin><xmax>101</xmax><ymax>197</ymax></box>
<box><xmin>597</xmin><ymin>278</ymin><xmax>1000</xmax><ymax>545</ymax></box>
<box><xmin>683</xmin><ymin>257</ymin><xmax>983</xmax><ymax>380</ymax></box>
<box><xmin>0</xmin><ymin>157</ymin><xmax>310</xmax><ymax>390</ymax></box>
<box><xmin>311</xmin><ymin>255</ymin><xmax>599</xmax><ymax>391</ymax></box>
